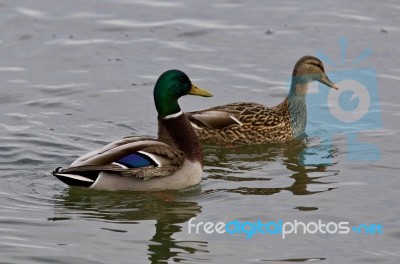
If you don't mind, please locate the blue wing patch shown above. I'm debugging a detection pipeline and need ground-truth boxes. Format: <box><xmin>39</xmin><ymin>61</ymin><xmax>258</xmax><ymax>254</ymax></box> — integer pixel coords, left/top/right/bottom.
<box><xmin>117</xmin><ymin>152</ymin><xmax>157</xmax><ymax>168</ymax></box>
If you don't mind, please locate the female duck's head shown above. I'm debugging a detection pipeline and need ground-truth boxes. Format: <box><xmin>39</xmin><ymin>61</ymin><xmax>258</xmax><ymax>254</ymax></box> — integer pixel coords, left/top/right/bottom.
<box><xmin>154</xmin><ymin>69</ymin><xmax>213</xmax><ymax>118</ymax></box>
<box><xmin>291</xmin><ymin>56</ymin><xmax>338</xmax><ymax>95</ymax></box>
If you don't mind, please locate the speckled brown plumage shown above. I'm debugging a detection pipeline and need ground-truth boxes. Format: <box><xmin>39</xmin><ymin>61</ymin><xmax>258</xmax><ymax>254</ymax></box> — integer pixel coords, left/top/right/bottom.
<box><xmin>188</xmin><ymin>100</ymin><xmax>293</xmax><ymax>144</ymax></box>
<box><xmin>187</xmin><ymin>56</ymin><xmax>338</xmax><ymax>145</ymax></box>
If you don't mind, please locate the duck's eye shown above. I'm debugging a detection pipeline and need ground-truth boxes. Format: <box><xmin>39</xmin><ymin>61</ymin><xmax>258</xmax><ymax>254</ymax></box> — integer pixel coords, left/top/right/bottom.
<box><xmin>179</xmin><ymin>76</ymin><xmax>188</xmax><ymax>83</ymax></box>
<box><xmin>308</xmin><ymin>62</ymin><xmax>324</xmax><ymax>71</ymax></box>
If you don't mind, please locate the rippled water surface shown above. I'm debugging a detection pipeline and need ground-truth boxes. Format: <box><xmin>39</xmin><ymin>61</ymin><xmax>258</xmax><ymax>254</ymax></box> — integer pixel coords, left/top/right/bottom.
<box><xmin>1</xmin><ymin>0</ymin><xmax>399</xmax><ymax>263</ymax></box>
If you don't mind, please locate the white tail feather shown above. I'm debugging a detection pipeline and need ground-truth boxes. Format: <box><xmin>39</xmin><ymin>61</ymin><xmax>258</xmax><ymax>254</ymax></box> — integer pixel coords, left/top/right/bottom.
<box><xmin>55</xmin><ymin>173</ymin><xmax>94</xmax><ymax>183</ymax></box>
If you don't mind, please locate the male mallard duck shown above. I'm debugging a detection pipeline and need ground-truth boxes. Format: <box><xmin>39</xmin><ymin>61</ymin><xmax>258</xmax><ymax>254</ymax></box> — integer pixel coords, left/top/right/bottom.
<box><xmin>187</xmin><ymin>56</ymin><xmax>338</xmax><ymax>144</ymax></box>
<box><xmin>53</xmin><ymin>70</ymin><xmax>213</xmax><ymax>191</ymax></box>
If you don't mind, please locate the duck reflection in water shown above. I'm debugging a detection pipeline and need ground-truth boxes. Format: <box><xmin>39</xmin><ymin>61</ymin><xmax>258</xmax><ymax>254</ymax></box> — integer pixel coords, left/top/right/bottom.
<box><xmin>202</xmin><ymin>136</ymin><xmax>339</xmax><ymax>196</ymax></box>
<box><xmin>50</xmin><ymin>189</ymin><xmax>206</xmax><ymax>264</ymax></box>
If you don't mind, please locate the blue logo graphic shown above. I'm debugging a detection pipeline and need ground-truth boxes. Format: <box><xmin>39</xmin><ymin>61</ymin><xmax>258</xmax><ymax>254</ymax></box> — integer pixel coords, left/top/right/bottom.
<box><xmin>352</xmin><ymin>223</ymin><xmax>383</xmax><ymax>234</ymax></box>
<box><xmin>299</xmin><ymin>38</ymin><xmax>382</xmax><ymax>165</ymax></box>
<box><xmin>187</xmin><ymin>218</ymin><xmax>384</xmax><ymax>239</ymax></box>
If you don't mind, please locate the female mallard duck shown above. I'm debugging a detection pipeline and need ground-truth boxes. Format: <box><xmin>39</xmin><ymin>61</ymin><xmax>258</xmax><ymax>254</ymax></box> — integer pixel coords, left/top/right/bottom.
<box><xmin>53</xmin><ymin>70</ymin><xmax>213</xmax><ymax>191</ymax></box>
<box><xmin>187</xmin><ymin>56</ymin><xmax>338</xmax><ymax>144</ymax></box>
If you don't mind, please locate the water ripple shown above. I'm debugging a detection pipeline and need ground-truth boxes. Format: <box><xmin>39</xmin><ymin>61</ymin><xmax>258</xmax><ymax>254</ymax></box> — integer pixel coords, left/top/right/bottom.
<box><xmin>24</xmin><ymin>98</ymin><xmax>79</xmax><ymax>109</ymax></box>
<box><xmin>15</xmin><ymin>7</ymin><xmax>47</xmax><ymax>18</ymax></box>
<box><xmin>113</xmin><ymin>0</ymin><xmax>183</xmax><ymax>7</ymax></box>
<box><xmin>315</xmin><ymin>11</ymin><xmax>375</xmax><ymax>21</ymax></box>
<box><xmin>0</xmin><ymin>67</ymin><xmax>27</xmax><ymax>72</ymax></box>
<box><xmin>0</xmin><ymin>123</ymin><xmax>31</xmax><ymax>132</ymax></box>
<box><xmin>46</xmin><ymin>38</ymin><xmax>114</xmax><ymax>46</ymax></box>
<box><xmin>99</xmin><ymin>19</ymin><xmax>249</xmax><ymax>29</ymax></box>
<box><xmin>16</xmin><ymin>7</ymin><xmax>113</xmax><ymax>20</ymax></box>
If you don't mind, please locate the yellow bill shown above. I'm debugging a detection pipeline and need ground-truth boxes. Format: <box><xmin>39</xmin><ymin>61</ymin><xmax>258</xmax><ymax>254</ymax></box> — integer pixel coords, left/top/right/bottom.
<box><xmin>189</xmin><ymin>83</ymin><xmax>213</xmax><ymax>97</ymax></box>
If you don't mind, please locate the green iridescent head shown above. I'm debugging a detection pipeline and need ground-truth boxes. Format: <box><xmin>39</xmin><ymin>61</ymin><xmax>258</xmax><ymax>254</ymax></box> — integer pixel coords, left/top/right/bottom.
<box><xmin>153</xmin><ymin>69</ymin><xmax>213</xmax><ymax>118</ymax></box>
